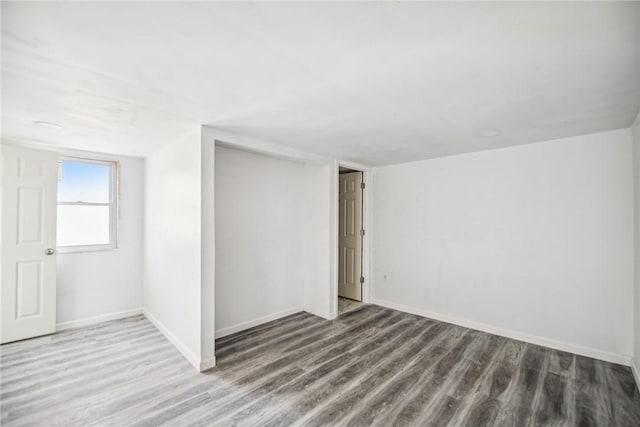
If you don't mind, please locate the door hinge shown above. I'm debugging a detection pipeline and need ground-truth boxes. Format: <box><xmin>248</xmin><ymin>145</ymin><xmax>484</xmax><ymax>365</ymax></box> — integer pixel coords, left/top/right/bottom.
<box><xmin>360</xmin><ymin>229</ymin><xmax>365</xmax><ymax>237</ymax></box>
<box><xmin>360</xmin><ymin>276</ymin><xmax>365</xmax><ymax>284</ymax></box>
<box><xmin>361</xmin><ymin>182</ymin><xmax>366</xmax><ymax>190</ymax></box>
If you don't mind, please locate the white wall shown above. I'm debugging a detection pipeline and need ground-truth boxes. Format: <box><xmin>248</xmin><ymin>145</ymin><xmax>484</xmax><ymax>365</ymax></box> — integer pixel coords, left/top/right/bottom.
<box><xmin>55</xmin><ymin>152</ymin><xmax>144</xmax><ymax>328</ymax></box>
<box><xmin>205</xmin><ymin>126</ymin><xmax>335</xmax><ymax>327</ymax></box>
<box><xmin>632</xmin><ymin>113</ymin><xmax>640</xmax><ymax>380</ymax></box>
<box><xmin>143</xmin><ymin>126</ymin><xmax>333</xmax><ymax>371</ymax></box>
<box><xmin>215</xmin><ymin>146</ymin><xmax>307</xmax><ymax>336</ymax></box>
<box><xmin>201</xmin><ymin>136</ymin><xmax>216</xmax><ymax>369</ymax></box>
<box><xmin>144</xmin><ymin>129</ymin><xmax>207</xmax><ymax>369</ymax></box>
<box><xmin>303</xmin><ymin>163</ymin><xmax>334</xmax><ymax>319</ymax></box>
<box><xmin>372</xmin><ymin>129</ymin><xmax>634</xmax><ymax>364</ymax></box>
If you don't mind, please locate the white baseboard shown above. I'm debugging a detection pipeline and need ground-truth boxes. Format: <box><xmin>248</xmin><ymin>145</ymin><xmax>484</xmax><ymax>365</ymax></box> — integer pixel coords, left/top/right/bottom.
<box><xmin>56</xmin><ymin>308</ymin><xmax>143</xmax><ymax>331</ymax></box>
<box><xmin>215</xmin><ymin>306</ymin><xmax>304</xmax><ymax>339</ymax></box>
<box><xmin>372</xmin><ymin>298</ymin><xmax>632</xmax><ymax>366</ymax></box>
<box><xmin>632</xmin><ymin>358</ymin><xmax>640</xmax><ymax>393</ymax></box>
<box><xmin>143</xmin><ymin>309</ymin><xmax>213</xmax><ymax>372</ymax></box>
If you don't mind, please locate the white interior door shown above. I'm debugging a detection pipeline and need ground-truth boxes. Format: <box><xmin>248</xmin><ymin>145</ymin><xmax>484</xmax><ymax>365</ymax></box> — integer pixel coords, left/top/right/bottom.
<box><xmin>1</xmin><ymin>145</ymin><xmax>58</xmax><ymax>344</ymax></box>
<box><xmin>338</xmin><ymin>171</ymin><xmax>363</xmax><ymax>301</ymax></box>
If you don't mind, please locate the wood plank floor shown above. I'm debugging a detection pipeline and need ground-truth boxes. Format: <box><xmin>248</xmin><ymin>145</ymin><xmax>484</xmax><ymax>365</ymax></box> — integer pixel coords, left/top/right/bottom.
<box><xmin>338</xmin><ymin>297</ymin><xmax>363</xmax><ymax>315</ymax></box>
<box><xmin>1</xmin><ymin>305</ymin><xmax>639</xmax><ymax>426</ymax></box>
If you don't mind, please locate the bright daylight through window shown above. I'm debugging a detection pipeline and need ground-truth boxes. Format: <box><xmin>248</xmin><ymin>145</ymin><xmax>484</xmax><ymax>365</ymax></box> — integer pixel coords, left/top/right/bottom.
<box><xmin>57</xmin><ymin>158</ymin><xmax>117</xmax><ymax>251</ymax></box>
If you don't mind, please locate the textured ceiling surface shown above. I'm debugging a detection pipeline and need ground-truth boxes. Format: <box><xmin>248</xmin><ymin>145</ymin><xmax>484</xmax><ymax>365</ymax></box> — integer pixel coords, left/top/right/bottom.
<box><xmin>2</xmin><ymin>2</ymin><xmax>639</xmax><ymax>165</ymax></box>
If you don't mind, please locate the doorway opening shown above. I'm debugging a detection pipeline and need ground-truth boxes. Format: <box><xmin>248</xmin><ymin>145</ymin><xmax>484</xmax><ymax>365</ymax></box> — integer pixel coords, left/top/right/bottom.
<box><xmin>337</xmin><ymin>166</ymin><xmax>365</xmax><ymax>315</ymax></box>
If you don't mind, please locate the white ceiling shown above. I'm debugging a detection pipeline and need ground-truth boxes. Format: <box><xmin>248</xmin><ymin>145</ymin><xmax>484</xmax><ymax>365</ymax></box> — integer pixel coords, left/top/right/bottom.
<box><xmin>2</xmin><ymin>2</ymin><xmax>639</xmax><ymax>165</ymax></box>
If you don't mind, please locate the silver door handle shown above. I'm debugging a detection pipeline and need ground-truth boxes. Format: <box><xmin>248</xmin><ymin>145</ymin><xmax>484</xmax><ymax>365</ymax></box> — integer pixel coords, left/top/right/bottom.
<box><xmin>45</xmin><ymin>248</ymin><xmax>56</xmax><ymax>255</ymax></box>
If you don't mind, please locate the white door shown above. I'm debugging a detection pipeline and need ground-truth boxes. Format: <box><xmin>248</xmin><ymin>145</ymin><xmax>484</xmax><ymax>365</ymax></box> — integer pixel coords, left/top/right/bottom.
<box><xmin>338</xmin><ymin>171</ymin><xmax>363</xmax><ymax>301</ymax></box>
<box><xmin>1</xmin><ymin>145</ymin><xmax>58</xmax><ymax>343</ymax></box>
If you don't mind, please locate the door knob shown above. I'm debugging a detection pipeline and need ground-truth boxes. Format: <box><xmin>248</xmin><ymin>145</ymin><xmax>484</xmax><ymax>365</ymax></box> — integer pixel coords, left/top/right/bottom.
<box><xmin>45</xmin><ymin>248</ymin><xmax>55</xmax><ymax>255</ymax></box>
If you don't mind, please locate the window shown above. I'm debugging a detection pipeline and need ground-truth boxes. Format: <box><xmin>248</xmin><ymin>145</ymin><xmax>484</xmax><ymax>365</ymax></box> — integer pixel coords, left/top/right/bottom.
<box><xmin>57</xmin><ymin>157</ymin><xmax>118</xmax><ymax>252</ymax></box>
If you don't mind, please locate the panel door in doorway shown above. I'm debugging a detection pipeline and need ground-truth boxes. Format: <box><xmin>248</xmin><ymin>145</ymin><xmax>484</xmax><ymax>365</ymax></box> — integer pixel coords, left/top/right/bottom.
<box><xmin>1</xmin><ymin>145</ymin><xmax>58</xmax><ymax>343</ymax></box>
<box><xmin>338</xmin><ymin>171</ymin><xmax>363</xmax><ymax>301</ymax></box>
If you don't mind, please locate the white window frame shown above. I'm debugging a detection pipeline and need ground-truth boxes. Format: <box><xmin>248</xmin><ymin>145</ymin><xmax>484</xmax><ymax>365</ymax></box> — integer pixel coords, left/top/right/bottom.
<box><xmin>57</xmin><ymin>156</ymin><xmax>119</xmax><ymax>254</ymax></box>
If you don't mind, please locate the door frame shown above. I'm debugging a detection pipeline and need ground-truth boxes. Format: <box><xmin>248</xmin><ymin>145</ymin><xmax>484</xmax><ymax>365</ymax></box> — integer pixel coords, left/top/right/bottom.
<box><xmin>331</xmin><ymin>160</ymin><xmax>371</xmax><ymax>318</ymax></box>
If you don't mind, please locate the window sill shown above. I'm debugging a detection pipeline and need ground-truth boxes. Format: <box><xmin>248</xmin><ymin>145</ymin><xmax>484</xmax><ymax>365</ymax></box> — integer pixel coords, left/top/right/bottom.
<box><xmin>57</xmin><ymin>245</ymin><xmax>117</xmax><ymax>254</ymax></box>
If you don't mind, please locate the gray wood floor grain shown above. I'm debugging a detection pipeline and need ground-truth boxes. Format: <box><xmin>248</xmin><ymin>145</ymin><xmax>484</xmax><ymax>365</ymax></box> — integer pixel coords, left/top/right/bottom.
<box><xmin>1</xmin><ymin>305</ymin><xmax>639</xmax><ymax>426</ymax></box>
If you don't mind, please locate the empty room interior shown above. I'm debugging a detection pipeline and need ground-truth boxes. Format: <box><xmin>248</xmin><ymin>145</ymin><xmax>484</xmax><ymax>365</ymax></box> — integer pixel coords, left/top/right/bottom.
<box><xmin>2</xmin><ymin>1</ymin><xmax>640</xmax><ymax>426</ymax></box>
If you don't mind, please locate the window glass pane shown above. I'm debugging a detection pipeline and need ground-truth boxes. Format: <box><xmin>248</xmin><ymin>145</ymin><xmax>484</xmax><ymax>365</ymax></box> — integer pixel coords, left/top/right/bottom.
<box><xmin>58</xmin><ymin>160</ymin><xmax>111</xmax><ymax>203</ymax></box>
<box><xmin>57</xmin><ymin>205</ymin><xmax>110</xmax><ymax>246</ymax></box>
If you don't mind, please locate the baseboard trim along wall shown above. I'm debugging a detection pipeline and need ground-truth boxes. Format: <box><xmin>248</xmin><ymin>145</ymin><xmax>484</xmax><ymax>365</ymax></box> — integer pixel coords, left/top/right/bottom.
<box><xmin>215</xmin><ymin>306</ymin><xmax>305</xmax><ymax>339</ymax></box>
<box><xmin>56</xmin><ymin>308</ymin><xmax>143</xmax><ymax>331</ymax></box>
<box><xmin>143</xmin><ymin>309</ymin><xmax>215</xmax><ymax>372</ymax></box>
<box><xmin>372</xmin><ymin>299</ymin><xmax>632</xmax><ymax>367</ymax></box>
<box><xmin>632</xmin><ymin>358</ymin><xmax>640</xmax><ymax>393</ymax></box>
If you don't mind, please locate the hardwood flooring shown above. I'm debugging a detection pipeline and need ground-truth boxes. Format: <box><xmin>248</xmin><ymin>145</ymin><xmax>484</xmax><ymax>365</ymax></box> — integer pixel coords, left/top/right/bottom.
<box><xmin>1</xmin><ymin>305</ymin><xmax>639</xmax><ymax>426</ymax></box>
<box><xmin>338</xmin><ymin>297</ymin><xmax>363</xmax><ymax>315</ymax></box>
